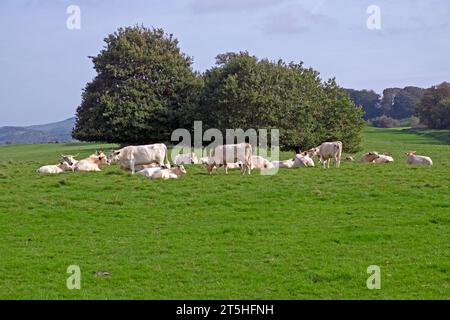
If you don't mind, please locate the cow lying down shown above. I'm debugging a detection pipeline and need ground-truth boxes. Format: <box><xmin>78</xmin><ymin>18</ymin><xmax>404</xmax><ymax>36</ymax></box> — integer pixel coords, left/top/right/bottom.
<box><xmin>138</xmin><ymin>165</ymin><xmax>187</xmax><ymax>180</ymax></box>
<box><xmin>37</xmin><ymin>161</ymin><xmax>73</xmax><ymax>174</ymax></box>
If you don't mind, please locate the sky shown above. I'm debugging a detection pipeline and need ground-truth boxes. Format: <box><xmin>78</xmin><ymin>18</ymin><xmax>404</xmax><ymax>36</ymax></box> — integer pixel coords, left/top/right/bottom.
<box><xmin>0</xmin><ymin>0</ymin><xmax>449</xmax><ymax>126</ymax></box>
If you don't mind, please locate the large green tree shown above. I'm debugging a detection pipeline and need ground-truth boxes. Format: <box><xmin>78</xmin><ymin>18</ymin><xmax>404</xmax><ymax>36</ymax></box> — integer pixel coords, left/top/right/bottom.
<box><xmin>345</xmin><ymin>89</ymin><xmax>382</xmax><ymax>120</ymax></box>
<box><xmin>416</xmin><ymin>82</ymin><xmax>450</xmax><ymax>129</ymax></box>
<box><xmin>196</xmin><ymin>52</ymin><xmax>364</xmax><ymax>152</ymax></box>
<box><xmin>73</xmin><ymin>26</ymin><xmax>202</xmax><ymax>144</ymax></box>
<box><xmin>381</xmin><ymin>86</ymin><xmax>424</xmax><ymax>119</ymax></box>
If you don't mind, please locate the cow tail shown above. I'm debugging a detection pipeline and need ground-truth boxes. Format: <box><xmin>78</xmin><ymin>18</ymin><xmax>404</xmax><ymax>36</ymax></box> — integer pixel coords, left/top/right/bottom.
<box><xmin>247</xmin><ymin>144</ymin><xmax>253</xmax><ymax>172</ymax></box>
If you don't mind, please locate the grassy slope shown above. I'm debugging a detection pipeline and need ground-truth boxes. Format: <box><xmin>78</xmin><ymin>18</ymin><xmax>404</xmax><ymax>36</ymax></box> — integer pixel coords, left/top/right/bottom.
<box><xmin>0</xmin><ymin>128</ymin><xmax>449</xmax><ymax>299</ymax></box>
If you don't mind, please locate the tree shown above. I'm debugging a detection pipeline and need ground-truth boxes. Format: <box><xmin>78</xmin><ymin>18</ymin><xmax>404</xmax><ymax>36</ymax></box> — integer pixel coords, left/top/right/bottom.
<box><xmin>381</xmin><ymin>86</ymin><xmax>424</xmax><ymax>119</ymax></box>
<box><xmin>417</xmin><ymin>82</ymin><xmax>450</xmax><ymax>129</ymax></box>
<box><xmin>345</xmin><ymin>89</ymin><xmax>382</xmax><ymax>120</ymax></box>
<box><xmin>370</xmin><ymin>115</ymin><xmax>398</xmax><ymax>128</ymax></box>
<box><xmin>73</xmin><ymin>26</ymin><xmax>202</xmax><ymax>144</ymax></box>
<box><xmin>196</xmin><ymin>52</ymin><xmax>365</xmax><ymax>152</ymax></box>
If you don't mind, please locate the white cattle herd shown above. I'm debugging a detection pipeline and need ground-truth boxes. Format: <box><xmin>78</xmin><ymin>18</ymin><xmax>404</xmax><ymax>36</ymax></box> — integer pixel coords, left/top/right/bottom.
<box><xmin>36</xmin><ymin>140</ymin><xmax>434</xmax><ymax>179</ymax></box>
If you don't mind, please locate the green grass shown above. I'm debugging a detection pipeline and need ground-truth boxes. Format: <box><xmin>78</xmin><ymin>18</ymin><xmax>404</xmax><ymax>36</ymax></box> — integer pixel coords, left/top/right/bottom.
<box><xmin>0</xmin><ymin>127</ymin><xmax>449</xmax><ymax>299</ymax></box>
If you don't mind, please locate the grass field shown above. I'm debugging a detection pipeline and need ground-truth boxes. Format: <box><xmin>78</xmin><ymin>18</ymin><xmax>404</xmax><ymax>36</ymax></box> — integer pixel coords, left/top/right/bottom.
<box><xmin>0</xmin><ymin>127</ymin><xmax>449</xmax><ymax>299</ymax></box>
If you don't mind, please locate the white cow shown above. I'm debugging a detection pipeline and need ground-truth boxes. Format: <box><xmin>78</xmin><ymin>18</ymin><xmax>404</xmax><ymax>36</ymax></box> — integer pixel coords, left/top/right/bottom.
<box><xmin>151</xmin><ymin>165</ymin><xmax>187</xmax><ymax>180</ymax></box>
<box><xmin>406</xmin><ymin>151</ymin><xmax>433</xmax><ymax>166</ymax></box>
<box><xmin>200</xmin><ymin>157</ymin><xmax>211</xmax><ymax>166</ymax></box>
<box><xmin>137</xmin><ymin>166</ymin><xmax>169</xmax><ymax>178</ymax></box>
<box><xmin>271</xmin><ymin>159</ymin><xmax>295</xmax><ymax>168</ymax></box>
<box><xmin>74</xmin><ymin>153</ymin><xmax>109</xmax><ymax>172</ymax></box>
<box><xmin>174</xmin><ymin>153</ymin><xmax>198</xmax><ymax>165</ymax></box>
<box><xmin>309</xmin><ymin>141</ymin><xmax>343</xmax><ymax>168</ymax></box>
<box><xmin>251</xmin><ymin>156</ymin><xmax>273</xmax><ymax>169</ymax></box>
<box><xmin>37</xmin><ymin>161</ymin><xmax>73</xmax><ymax>174</ymax></box>
<box><xmin>60</xmin><ymin>154</ymin><xmax>79</xmax><ymax>167</ymax></box>
<box><xmin>293</xmin><ymin>153</ymin><xmax>315</xmax><ymax>167</ymax></box>
<box><xmin>361</xmin><ymin>152</ymin><xmax>380</xmax><ymax>163</ymax></box>
<box><xmin>207</xmin><ymin>143</ymin><xmax>253</xmax><ymax>175</ymax></box>
<box><xmin>109</xmin><ymin>143</ymin><xmax>168</xmax><ymax>174</ymax></box>
<box><xmin>374</xmin><ymin>154</ymin><xmax>394</xmax><ymax>163</ymax></box>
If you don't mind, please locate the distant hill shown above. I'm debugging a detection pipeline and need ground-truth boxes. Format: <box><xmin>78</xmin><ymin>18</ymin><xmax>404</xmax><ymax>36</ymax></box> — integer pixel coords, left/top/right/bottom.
<box><xmin>0</xmin><ymin>117</ymin><xmax>76</xmax><ymax>145</ymax></box>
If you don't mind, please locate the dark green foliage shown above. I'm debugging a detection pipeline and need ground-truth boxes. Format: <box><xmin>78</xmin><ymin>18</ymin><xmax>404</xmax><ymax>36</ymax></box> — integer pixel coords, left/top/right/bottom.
<box><xmin>197</xmin><ymin>52</ymin><xmax>365</xmax><ymax>152</ymax></box>
<box><xmin>345</xmin><ymin>89</ymin><xmax>382</xmax><ymax>120</ymax></box>
<box><xmin>381</xmin><ymin>86</ymin><xmax>424</xmax><ymax>119</ymax></box>
<box><xmin>73</xmin><ymin>26</ymin><xmax>202</xmax><ymax>144</ymax></box>
<box><xmin>416</xmin><ymin>82</ymin><xmax>450</xmax><ymax>129</ymax></box>
<box><xmin>370</xmin><ymin>115</ymin><xmax>399</xmax><ymax>128</ymax></box>
<box><xmin>74</xmin><ymin>28</ymin><xmax>364</xmax><ymax>151</ymax></box>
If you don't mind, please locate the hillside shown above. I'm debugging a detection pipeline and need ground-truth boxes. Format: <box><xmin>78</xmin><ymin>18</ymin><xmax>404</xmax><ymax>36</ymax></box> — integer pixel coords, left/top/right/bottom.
<box><xmin>0</xmin><ymin>117</ymin><xmax>76</xmax><ymax>145</ymax></box>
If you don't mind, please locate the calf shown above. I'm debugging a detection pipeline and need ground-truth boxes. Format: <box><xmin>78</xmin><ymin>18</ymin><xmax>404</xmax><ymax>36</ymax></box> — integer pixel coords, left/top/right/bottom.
<box><xmin>60</xmin><ymin>154</ymin><xmax>79</xmax><ymax>166</ymax></box>
<box><xmin>374</xmin><ymin>154</ymin><xmax>394</xmax><ymax>163</ymax></box>
<box><xmin>74</xmin><ymin>153</ymin><xmax>109</xmax><ymax>172</ymax></box>
<box><xmin>174</xmin><ymin>153</ymin><xmax>198</xmax><ymax>165</ymax></box>
<box><xmin>271</xmin><ymin>159</ymin><xmax>294</xmax><ymax>168</ymax></box>
<box><xmin>151</xmin><ymin>165</ymin><xmax>187</xmax><ymax>180</ymax></box>
<box><xmin>361</xmin><ymin>152</ymin><xmax>380</xmax><ymax>163</ymax></box>
<box><xmin>293</xmin><ymin>152</ymin><xmax>315</xmax><ymax>167</ymax></box>
<box><xmin>37</xmin><ymin>161</ymin><xmax>73</xmax><ymax>174</ymax></box>
<box><xmin>251</xmin><ymin>156</ymin><xmax>273</xmax><ymax>169</ymax></box>
<box><xmin>345</xmin><ymin>156</ymin><xmax>355</xmax><ymax>162</ymax></box>
<box><xmin>406</xmin><ymin>151</ymin><xmax>433</xmax><ymax>166</ymax></box>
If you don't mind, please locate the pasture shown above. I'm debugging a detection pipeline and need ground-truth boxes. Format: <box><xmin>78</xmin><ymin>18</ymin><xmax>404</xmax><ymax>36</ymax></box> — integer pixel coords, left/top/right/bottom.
<box><xmin>0</xmin><ymin>127</ymin><xmax>449</xmax><ymax>299</ymax></box>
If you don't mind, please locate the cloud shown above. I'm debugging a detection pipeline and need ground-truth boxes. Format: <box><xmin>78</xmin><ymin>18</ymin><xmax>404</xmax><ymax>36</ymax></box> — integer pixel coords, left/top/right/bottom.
<box><xmin>262</xmin><ymin>4</ymin><xmax>334</xmax><ymax>35</ymax></box>
<box><xmin>189</xmin><ymin>0</ymin><xmax>285</xmax><ymax>13</ymax></box>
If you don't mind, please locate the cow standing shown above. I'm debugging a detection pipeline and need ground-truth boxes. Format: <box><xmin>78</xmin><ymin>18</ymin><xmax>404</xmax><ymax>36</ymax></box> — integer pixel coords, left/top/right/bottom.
<box><xmin>207</xmin><ymin>143</ymin><xmax>253</xmax><ymax>175</ymax></box>
<box><xmin>309</xmin><ymin>141</ymin><xmax>343</xmax><ymax>168</ymax></box>
<box><xmin>109</xmin><ymin>143</ymin><xmax>168</xmax><ymax>174</ymax></box>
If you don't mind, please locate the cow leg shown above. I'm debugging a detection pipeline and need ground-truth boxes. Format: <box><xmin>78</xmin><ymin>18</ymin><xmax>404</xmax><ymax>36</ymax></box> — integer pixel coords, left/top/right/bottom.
<box><xmin>335</xmin><ymin>156</ymin><xmax>340</xmax><ymax>168</ymax></box>
<box><xmin>130</xmin><ymin>158</ymin><xmax>136</xmax><ymax>174</ymax></box>
<box><xmin>328</xmin><ymin>159</ymin><xmax>331</xmax><ymax>169</ymax></box>
<box><xmin>224</xmin><ymin>164</ymin><xmax>229</xmax><ymax>175</ymax></box>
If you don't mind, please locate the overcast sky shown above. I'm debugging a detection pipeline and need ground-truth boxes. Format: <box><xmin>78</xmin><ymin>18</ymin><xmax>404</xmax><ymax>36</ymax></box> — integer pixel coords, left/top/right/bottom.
<box><xmin>1</xmin><ymin>0</ymin><xmax>449</xmax><ymax>126</ymax></box>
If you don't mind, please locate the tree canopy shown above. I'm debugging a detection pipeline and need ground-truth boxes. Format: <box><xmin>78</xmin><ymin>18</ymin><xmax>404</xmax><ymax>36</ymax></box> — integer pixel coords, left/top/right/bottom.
<box><xmin>74</xmin><ymin>28</ymin><xmax>365</xmax><ymax>152</ymax></box>
<box><xmin>73</xmin><ymin>26</ymin><xmax>202</xmax><ymax>144</ymax></box>
<box><xmin>381</xmin><ymin>86</ymin><xmax>424</xmax><ymax>119</ymax></box>
<box><xmin>416</xmin><ymin>82</ymin><xmax>450</xmax><ymax>129</ymax></box>
<box><xmin>196</xmin><ymin>52</ymin><xmax>364</xmax><ymax>152</ymax></box>
<box><xmin>345</xmin><ymin>89</ymin><xmax>382</xmax><ymax>120</ymax></box>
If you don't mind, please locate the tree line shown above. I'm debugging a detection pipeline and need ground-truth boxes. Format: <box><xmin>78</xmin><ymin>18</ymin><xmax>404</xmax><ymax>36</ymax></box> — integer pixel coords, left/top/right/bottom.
<box><xmin>73</xmin><ymin>26</ymin><xmax>366</xmax><ymax>152</ymax></box>
<box><xmin>346</xmin><ymin>83</ymin><xmax>450</xmax><ymax>129</ymax></box>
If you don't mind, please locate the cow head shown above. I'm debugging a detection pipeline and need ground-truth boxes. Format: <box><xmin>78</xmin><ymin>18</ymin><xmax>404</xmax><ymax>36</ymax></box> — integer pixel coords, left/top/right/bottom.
<box><xmin>109</xmin><ymin>150</ymin><xmax>122</xmax><ymax>162</ymax></box>
<box><xmin>60</xmin><ymin>154</ymin><xmax>79</xmax><ymax>166</ymax></box>
<box><xmin>206</xmin><ymin>163</ymin><xmax>216</xmax><ymax>174</ymax></box>
<box><xmin>177</xmin><ymin>165</ymin><xmax>187</xmax><ymax>175</ymax></box>
<box><xmin>97</xmin><ymin>155</ymin><xmax>109</xmax><ymax>166</ymax></box>
<box><xmin>95</xmin><ymin>151</ymin><xmax>106</xmax><ymax>158</ymax></box>
<box><xmin>307</xmin><ymin>148</ymin><xmax>319</xmax><ymax>157</ymax></box>
<box><xmin>406</xmin><ymin>151</ymin><xmax>416</xmax><ymax>157</ymax></box>
<box><xmin>58</xmin><ymin>160</ymin><xmax>73</xmax><ymax>171</ymax></box>
<box><xmin>366</xmin><ymin>152</ymin><xmax>380</xmax><ymax>162</ymax></box>
<box><xmin>191</xmin><ymin>153</ymin><xmax>199</xmax><ymax>164</ymax></box>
